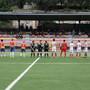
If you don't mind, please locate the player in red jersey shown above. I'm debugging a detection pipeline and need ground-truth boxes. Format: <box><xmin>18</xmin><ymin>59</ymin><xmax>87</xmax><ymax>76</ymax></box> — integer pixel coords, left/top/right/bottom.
<box><xmin>20</xmin><ymin>41</ymin><xmax>26</xmax><ymax>57</ymax></box>
<box><xmin>0</xmin><ymin>40</ymin><xmax>1</xmax><ymax>56</ymax></box>
<box><xmin>0</xmin><ymin>39</ymin><xmax>6</xmax><ymax>57</ymax></box>
<box><xmin>60</xmin><ymin>40</ymin><xmax>67</xmax><ymax>57</ymax></box>
<box><xmin>10</xmin><ymin>39</ymin><xmax>15</xmax><ymax>58</ymax></box>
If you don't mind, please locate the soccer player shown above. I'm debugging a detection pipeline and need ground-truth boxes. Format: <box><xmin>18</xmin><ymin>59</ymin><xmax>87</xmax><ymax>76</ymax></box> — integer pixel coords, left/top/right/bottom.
<box><xmin>44</xmin><ymin>41</ymin><xmax>49</xmax><ymax>57</ymax></box>
<box><xmin>20</xmin><ymin>41</ymin><xmax>26</xmax><ymax>57</ymax></box>
<box><xmin>60</xmin><ymin>40</ymin><xmax>67</xmax><ymax>57</ymax></box>
<box><xmin>83</xmin><ymin>40</ymin><xmax>88</xmax><ymax>57</ymax></box>
<box><xmin>0</xmin><ymin>43</ymin><xmax>1</xmax><ymax>56</ymax></box>
<box><xmin>10</xmin><ymin>39</ymin><xmax>15</xmax><ymax>58</ymax></box>
<box><xmin>37</xmin><ymin>40</ymin><xmax>43</xmax><ymax>57</ymax></box>
<box><xmin>76</xmin><ymin>40</ymin><xmax>82</xmax><ymax>57</ymax></box>
<box><xmin>51</xmin><ymin>39</ymin><xmax>57</xmax><ymax>57</ymax></box>
<box><xmin>30</xmin><ymin>41</ymin><xmax>35</xmax><ymax>57</ymax></box>
<box><xmin>69</xmin><ymin>41</ymin><xmax>74</xmax><ymax>57</ymax></box>
<box><xmin>0</xmin><ymin>39</ymin><xmax>6</xmax><ymax>57</ymax></box>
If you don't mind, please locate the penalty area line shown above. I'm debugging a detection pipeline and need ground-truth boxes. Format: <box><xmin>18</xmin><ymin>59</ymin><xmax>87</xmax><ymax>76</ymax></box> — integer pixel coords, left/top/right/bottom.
<box><xmin>5</xmin><ymin>56</ymin><xmax>43</xmax><ymax>90</ymax></box>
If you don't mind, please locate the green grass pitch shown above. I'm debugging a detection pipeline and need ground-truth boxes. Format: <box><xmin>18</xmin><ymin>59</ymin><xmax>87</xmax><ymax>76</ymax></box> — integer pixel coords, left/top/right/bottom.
<box><xmin>0</xmin><ymin>52</ymin><xmax>90</xmax><ymax>90</ymax></box>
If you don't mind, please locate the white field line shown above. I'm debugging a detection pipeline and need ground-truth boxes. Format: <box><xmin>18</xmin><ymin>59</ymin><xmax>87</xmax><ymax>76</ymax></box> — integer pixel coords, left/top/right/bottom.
<box><xmin>1</xmin><ymin>62</ymin><xmax>90</xmax><ymax>65</ymax></box>
<box><xmin>5</xmin><ymin>55</ymin><xmax>44</xmax><ymax>90</ymax></box>
<box><xmin>36</xmin><ymin>63</ymin><xmax>90</xmax><ymax>65</ymax></box>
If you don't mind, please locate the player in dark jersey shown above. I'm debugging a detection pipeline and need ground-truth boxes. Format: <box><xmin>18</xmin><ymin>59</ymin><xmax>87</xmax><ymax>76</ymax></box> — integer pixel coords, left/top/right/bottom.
<box><xmin>30</xmin><ymin>41</ymin><xmax>35</xmax><ymax>57</ymax></box>
<box><xmin>37</xmin><ymin>40</ymin><xmax>43</xmax><ymax>57</ymax></box>
<box><xmin>44</xmin><ymin>41</ymin><xmax>49</xmax><ymax>57</ymax></box>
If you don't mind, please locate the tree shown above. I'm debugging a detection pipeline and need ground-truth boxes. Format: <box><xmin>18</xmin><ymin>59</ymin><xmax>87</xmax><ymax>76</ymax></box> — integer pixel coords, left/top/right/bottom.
<box><xmin>77</xmin><ymin>0</ymin><xmax>86</xmax><ymax>9</ymax></box>
<box><xmin>32</xmin><ymin>0</ymin><xmax>59</xmax><ymax>11</ymax></box>
<box><xmin>58</xmin><ymin>0</ymin><xmax>65</xmax><ymax>6</ymax></box>
<box><xmin>83</xmin><ymin>0</ymin><xmax>90</xmax><ymax>9</ymax></box>
<box><xmin>0</xmin><ymin>0</ymin><xmax>90</xmax><ymax>11</ymax></box>
<box><xmin>0</xmin><ymin>0</ymin><xmax>14</xmax><ymax>11</ymax></box>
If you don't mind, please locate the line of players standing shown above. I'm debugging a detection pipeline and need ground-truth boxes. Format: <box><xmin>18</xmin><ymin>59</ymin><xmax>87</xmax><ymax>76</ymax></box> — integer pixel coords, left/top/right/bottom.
<box><xmin>30</xmin><ymin>40</ymin><xmax>49</xmax><ymax>57</ymax></box>
<box><xmin>0</xmin><ymin>39</ymin><xmax>49</xmax><ymax>58</ymax></box>
<box><xmin>51</xmin><ymin>39</ymin><xmax>88</xmax><ymax>58</ymax></box>
<box><xmin>28</xmin><ymin>39</ymin><xmax>88</xmax><ymax>58</ymax></box>
<box><xmin>0</xmin><ymin>38</ymin><xmax>88</xmax><ymax>58</ymax></box>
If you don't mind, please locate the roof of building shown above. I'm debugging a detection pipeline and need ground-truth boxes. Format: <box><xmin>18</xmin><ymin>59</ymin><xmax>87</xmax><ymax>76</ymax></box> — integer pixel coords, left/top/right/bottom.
<box><xmin>0</xmin><ymin>12</ymin><xmax>90</xmax><ymax>20</ymax></box>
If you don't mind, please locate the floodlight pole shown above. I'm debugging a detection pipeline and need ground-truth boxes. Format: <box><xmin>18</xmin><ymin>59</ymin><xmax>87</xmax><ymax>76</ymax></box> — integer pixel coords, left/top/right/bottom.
<box><xmin>18</xmin><ymin>20</ymin><xmax>20</xmax><ymax>31</ymax></box>
<box><xmin>59</xmin><ymin>20</ymin><xmax>60</xmax><ymax>29</ymax></box>
<box><xmin>79</xmin><ymin>20</ymin><xmax>81</xmax><ymax>32</ymax></box>
<box><xmin>79</xmin><ymin>20</ymin><xmax>81</xmax><ymax>24</ymax></box>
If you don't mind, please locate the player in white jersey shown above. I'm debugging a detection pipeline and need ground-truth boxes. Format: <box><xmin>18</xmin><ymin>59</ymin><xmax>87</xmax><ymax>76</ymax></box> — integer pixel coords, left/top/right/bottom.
<box><xmin>69</xmin><ymin>41</ymin><xmax>74</xmax><ymax>57</ymax></box>
<box><xmin>51</xmin><ymin>39</ymin><xmax>57</xmax><ymax>57</ymax></box>
<box><xmin>76</xmin><ymin>40</ymin><xmax>82</xmax><ymax>57</ymax></box>
<box><xmin>83</xmin><ymin>40</ymin><xmax>88</xmax><ymax>57</ymax></box>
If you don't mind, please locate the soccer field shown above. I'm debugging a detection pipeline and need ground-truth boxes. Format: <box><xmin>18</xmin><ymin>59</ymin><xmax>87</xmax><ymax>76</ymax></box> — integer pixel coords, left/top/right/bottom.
<box><xmin>0</xmin><ymin>52</ymin><xmax>90</xmax><ymax>90</ymax></box>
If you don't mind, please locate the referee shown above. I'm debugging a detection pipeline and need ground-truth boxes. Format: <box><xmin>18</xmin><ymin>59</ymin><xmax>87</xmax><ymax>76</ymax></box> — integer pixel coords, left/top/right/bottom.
<box><xmin>44</xmin><ymin>41</ymin><xmax>49</xmax><ymax>57</ymax></box>
<box><xmin>37</xmin><ymin>40</ymin><xmax>43</xmax><ymax>57</ymax></box>
<box><xmin>30</xmin><ymin>41</ymin><xmax>35</xmax><ymax>57</ymax></box>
